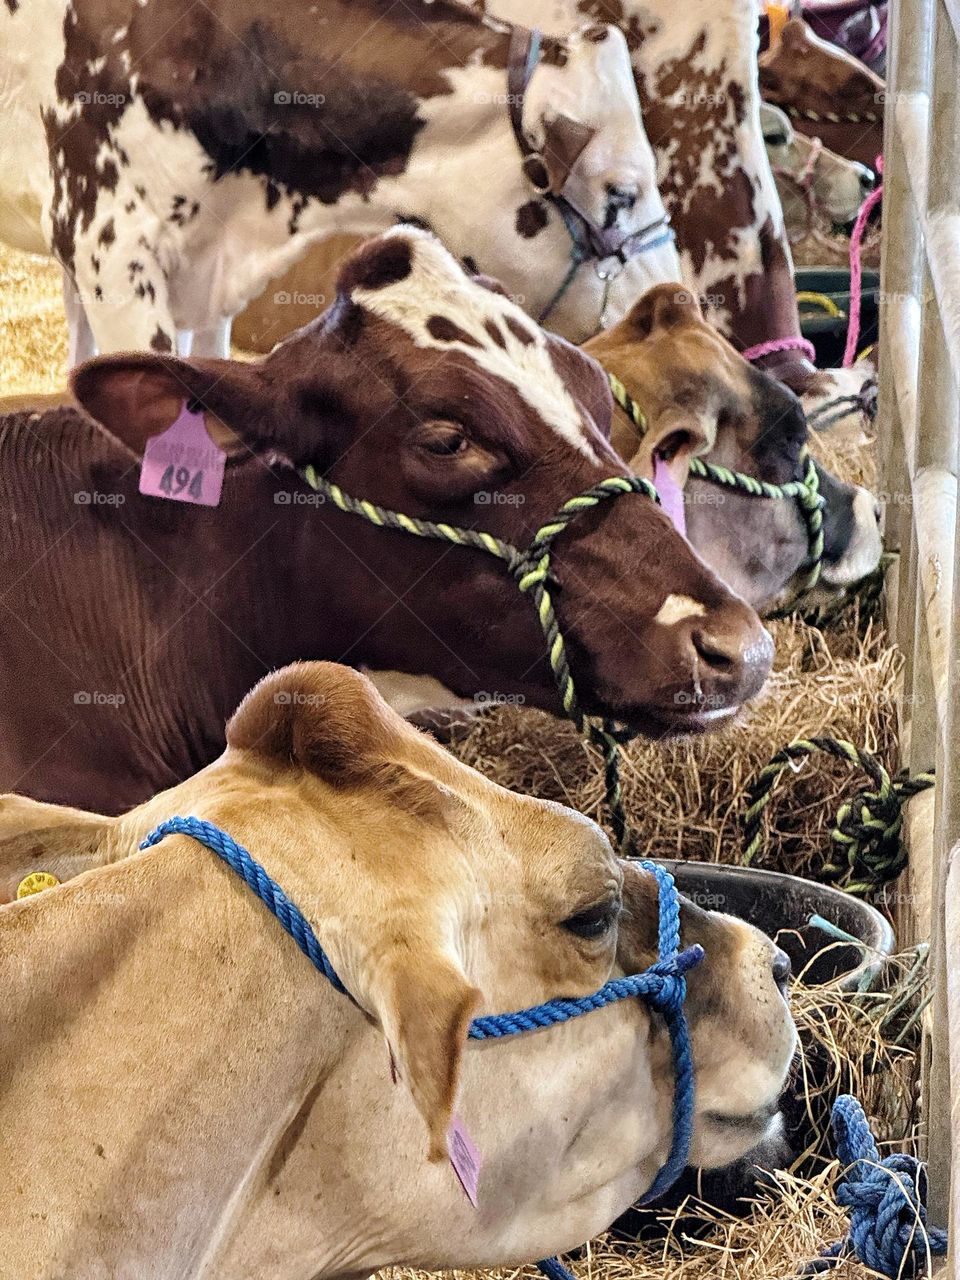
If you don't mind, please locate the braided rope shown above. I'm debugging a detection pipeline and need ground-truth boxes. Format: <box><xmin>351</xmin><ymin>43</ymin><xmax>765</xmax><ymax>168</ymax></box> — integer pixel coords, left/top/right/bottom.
<box><xmin>742</xmin><ymin>737</ymin><xmax>935</xmax><ymax>894</ymax></box>
<box><xmin>606</xmin><ymin>374</ymin><xmax>825</xmax><ymax>604</ymax></box>
<box><xmin>141</xmin><ymin>820</ymin><xmax>701</xmax><ymax>1234</ymax></box>
<box><xmin>801</xmin><ymin>1096</ymin><xmax>947</xmax><ymax>1277</ymax></box>
<box><xmin>300</xmin><ymin>466</ymin><xmax>658</xmax><ymax>846</ymax></box>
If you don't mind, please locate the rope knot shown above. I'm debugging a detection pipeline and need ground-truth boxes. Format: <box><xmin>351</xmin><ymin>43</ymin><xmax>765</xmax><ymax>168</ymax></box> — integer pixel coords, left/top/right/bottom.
<box><xmin>818</xmin><ymin>1095</ymin><xmax>947</xmax><ymax>1278</ymax></box>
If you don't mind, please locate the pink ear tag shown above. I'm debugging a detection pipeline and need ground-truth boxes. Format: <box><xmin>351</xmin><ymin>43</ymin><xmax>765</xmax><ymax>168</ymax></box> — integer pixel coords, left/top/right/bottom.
<box><xmin>139</xmin><ymin>401</ymin><xmax>225</xmax><ymax>507</ymax></box>
<box><xmin>447</xmin><ymin>1115</ymin><xmax>482</xmax><ymax>1208</ymax></box>
<box><xmin>653</xmin><ymin>454</ymin><xmax>687</xmax><ymax>536</ymax></box>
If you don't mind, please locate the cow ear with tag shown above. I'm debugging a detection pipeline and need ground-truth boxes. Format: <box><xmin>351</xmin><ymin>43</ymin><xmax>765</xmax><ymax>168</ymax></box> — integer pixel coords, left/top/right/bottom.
<box><xmin>70</xmin><ymin>354</ymin><xmax>256</xmax><ymax>458</ymax></box>
<box><xmin>227</xmin><ymin>661</ymin><xmax>483</xmax><ymax>1160</ymax></box>
<box><xmin>376</xmin><ymin>950</ymin><xmax>482</xmax><ymax>1162</ymax></box>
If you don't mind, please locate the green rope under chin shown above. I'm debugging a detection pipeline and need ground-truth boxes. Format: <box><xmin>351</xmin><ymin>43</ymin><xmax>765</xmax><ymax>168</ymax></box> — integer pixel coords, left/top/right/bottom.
<box><xmin>299</xmin><ymin>464</ymin><xmax>660</xmax><ymax>848</ymax></box>
<box><xmin>606</xmin><ymin>371</ymin><xmax>825</xmax><ymax>607</ymax></box>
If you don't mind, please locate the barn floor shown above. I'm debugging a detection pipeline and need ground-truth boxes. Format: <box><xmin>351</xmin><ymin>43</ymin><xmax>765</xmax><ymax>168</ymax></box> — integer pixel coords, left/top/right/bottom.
<box><xmin>0</xmin><ymin>240</ymin><xmax>913</xmax><ymax>1279</ymax></box>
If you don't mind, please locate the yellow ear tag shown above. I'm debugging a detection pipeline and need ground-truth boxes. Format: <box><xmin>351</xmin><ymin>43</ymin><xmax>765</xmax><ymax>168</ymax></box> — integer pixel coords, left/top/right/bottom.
<box><xmin>16</xmin><ymin>871</ymin><xmax>60</xmax><ymax>899</ymax></box>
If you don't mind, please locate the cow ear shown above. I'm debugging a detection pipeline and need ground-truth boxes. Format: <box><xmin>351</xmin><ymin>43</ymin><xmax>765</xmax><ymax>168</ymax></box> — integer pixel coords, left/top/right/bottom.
<box><xmin>226</xmin><ymin>663</ymin><xmax>405</xmax><ymax>783</ymax></box>
<box><xmin>228</xmin><ymin>661</ymin><xmax>482</xmax><ymax>1158</ymax></box>
<box><xmin>626</xmin><ymin>285</ymin><xmax>703</xmax><ymax>341</ymax></box>
<box><xmin>376</xmin><ymin>949</ymin><xmax>482</xmax><ymax>1161</ymax></box>
<box><xmin>70</xmin><ymin>354</ymin><xmax>267</xmax><ymax>458</ymax></box>
<box><xmin>0</xmin><ymin>795</ymin><xmax>113</xmax><ymax>903</ymax></box>
<box><xmin>71</xmin><ymin>351</ymin><xmax>351</xmax><ymax>468</ymax></box>
<box><xmin>539</xmin><ymin>113</ymin><xmax>597</xmax><ymax>195</ymax></box>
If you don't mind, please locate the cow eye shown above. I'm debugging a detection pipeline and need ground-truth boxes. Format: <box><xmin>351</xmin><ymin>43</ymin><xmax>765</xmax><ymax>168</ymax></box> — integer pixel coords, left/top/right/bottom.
<box><xmin>765</xmin><ymin>132</ymin><xmax>788</xmax><ymax>146</ymax></box>
<box><xmin>417</xmin><ymin>422</ymin><xmax>469</xmax><ymax>456</ymax></box>
<box><xmin>563</xmin><ymin>900</ymin><xmax>621</xmax><ymax>940</ymax></box>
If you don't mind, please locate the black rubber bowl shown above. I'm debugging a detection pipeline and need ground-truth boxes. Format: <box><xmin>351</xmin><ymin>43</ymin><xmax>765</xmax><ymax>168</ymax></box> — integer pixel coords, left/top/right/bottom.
<box><xmin>659</xmin><ymin>860</ymin><xmax>895</xmax><ymax>988</ymax></box>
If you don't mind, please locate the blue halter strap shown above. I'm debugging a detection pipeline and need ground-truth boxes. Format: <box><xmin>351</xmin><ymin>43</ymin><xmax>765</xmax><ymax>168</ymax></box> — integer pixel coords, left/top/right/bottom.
<box><xmin>141</xmin><ymin>817</ymin><xmax>702</xmax><ymax>1268</ymax></box>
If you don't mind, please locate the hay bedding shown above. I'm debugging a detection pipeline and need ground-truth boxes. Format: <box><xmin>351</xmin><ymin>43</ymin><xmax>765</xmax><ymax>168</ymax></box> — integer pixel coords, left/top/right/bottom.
<box><xmin>450</xmin><ymin>611</ymin><xmax>901</xmax><ymax>884</ymax></box>
<box><xmin>0</xmin><ymin>243</ymin><xmax>922</xmax><ymax>1280</ymax></box>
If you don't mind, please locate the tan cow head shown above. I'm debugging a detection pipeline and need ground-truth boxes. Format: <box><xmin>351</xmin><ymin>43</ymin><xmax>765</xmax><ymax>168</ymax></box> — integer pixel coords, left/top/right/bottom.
<box><xmin>0</xmin><ymin>663</ymin><xmax>795</xmax><ymax>1274</ymax></box>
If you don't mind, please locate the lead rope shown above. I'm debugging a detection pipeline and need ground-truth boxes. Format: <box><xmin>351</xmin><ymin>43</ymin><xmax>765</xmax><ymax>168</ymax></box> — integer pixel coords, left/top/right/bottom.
<box><xmin>802</xmin><ymin>1095</ymin><xmax>947</xmax><ymax>1278</ymax></box>
<box><xmin>741</xmin><ymin>736</ymin><xmax>935</xmax><ymax>894</ymax></box>
<box><xmin>606</xmin><ymin>374</ymin><xmax>825</xmax><ymax>605</ymax></box>
<box><xmin>140</xmin><ymin>818</ymin><xmax>702</xmax><ymax>1260</ymax></box>
<box><xmin>300</xmin><ymin>466</ymin><xmax>658</xmax><ymax>848</ymax></box>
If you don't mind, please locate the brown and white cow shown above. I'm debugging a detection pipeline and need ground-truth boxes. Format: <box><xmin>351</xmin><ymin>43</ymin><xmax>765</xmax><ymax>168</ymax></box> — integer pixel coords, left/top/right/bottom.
<box><xmin>485</xmin><ymin>0</ymin><xmax>819</xmax><ymax>392</ymax></box>
<box><xmin>583</xmin><ymin>286</ymin><xmax>883</xmax><ymax>607</ymax></box>
<box><xmin>0</xmin><ymin>661</ymin><xmax>796</xmax><ymax>1278</ymax></box>
<box><xmin>0</xmin><ymin>229</ymin><xmax>771</xmax><ymax>815</ymax></box>
<box><xmin>759</xmin><ymin>19</ymin><xmax>885</xmax><ymax>169</ymax></box>
<box><xmin>761</xmin><ymin>102</ymin><xmax>875</xmax><ymax>231</ymax></box>
<box><xmin>0</xmin><ymin>0</ymin><xmax>678</xmax><ymax>359</ymax></box>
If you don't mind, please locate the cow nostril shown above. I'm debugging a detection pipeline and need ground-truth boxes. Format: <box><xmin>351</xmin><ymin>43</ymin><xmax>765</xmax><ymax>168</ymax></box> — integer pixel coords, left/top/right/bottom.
<box><xmin>691</xmin><ymin>628</ymin><xmax>737</xmax><ymax>674</ymax></box>
<box><xmin>860</xmin><ymin>170</ymin><xmax>876</xmax><ymax>191</ymax></box>
<box><xmin>772</xmin><ymin>947</ymin><xmax>792</xmax><ymax>989</ymax></box>
<box><xmin>873</xmin><ymin>500</ymin><xmax>882</xmax><ymax>524</ymax></box>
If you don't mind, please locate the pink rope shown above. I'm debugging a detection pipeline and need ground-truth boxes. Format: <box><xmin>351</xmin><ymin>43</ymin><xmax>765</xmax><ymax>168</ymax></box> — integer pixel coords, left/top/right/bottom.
<box><xmin>843</xmin><ymin>156</ymin><xmax>884</xmax><ymax>368</ymax></box>
<box><xmin>743</xmin><ymin>335</ymin><xmax>817</xmax><ymax>363</ymax></box>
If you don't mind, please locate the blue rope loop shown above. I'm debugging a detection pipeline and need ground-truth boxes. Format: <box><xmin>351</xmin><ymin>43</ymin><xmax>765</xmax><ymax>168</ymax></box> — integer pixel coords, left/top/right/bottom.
<box><xmin>141</xmin><ymin>821</ymin><xmax>700</xmax><ymax>1251</ymax></box>
<box><xmin>806</xmin><ymin>1095</ymin><xmax>948</xmax><ymax>1278</ymax></box>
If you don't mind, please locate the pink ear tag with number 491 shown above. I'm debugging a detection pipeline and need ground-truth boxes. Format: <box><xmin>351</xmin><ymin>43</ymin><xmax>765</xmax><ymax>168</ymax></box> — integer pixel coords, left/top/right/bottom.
<box><xmin>139</xmin><ymin>401</ymin><xmax>225</xmax><ymax>508</ymax></box>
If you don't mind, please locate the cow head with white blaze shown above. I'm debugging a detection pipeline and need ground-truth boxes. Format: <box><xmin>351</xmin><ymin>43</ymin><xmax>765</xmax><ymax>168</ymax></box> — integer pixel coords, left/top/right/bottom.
<box><xmin>0</xmin><ymin>663</ymin><xmax>797</xmax><ymax>1276</ymax></box>
<box><xmin>73</xmin><ymin>229</ymin><xmax>772</xmax><ymax>736</ymax></box>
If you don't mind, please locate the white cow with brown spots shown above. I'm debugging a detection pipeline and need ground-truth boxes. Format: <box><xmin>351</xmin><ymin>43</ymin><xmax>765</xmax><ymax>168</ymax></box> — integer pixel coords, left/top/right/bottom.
<box><xmin>0</xmin><ymin>0</ymin><xmax>678</xmax><ymax>359</ymax></box>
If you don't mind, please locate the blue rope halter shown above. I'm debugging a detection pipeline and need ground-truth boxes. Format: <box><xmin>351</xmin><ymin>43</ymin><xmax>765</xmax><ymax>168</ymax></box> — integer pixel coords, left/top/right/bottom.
<box><xmin>141</xmin><ymin>817</ymin><xmax>703</xmax><ymax>1270</ymax></box>
<box><xmin>803</xmin><ymin>1095</ymin><xmax>948</xmax><ymax>1278</ymax></box>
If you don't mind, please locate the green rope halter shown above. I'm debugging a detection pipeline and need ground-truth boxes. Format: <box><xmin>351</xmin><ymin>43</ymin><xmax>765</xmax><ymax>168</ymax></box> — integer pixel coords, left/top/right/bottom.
<box><xmin>741</xmin><ymin>736</ymin><xmax>935</xmax><ymax>895</ymax></box>
<box><xmin>299</xmin><ymin>465</ymin><xmax>660</xmax><ymax>847</ymax></box>
<box><xmin>606</xmin><ymin>373</ymin><xmax>825</xmax><ymax>605</ymax></box>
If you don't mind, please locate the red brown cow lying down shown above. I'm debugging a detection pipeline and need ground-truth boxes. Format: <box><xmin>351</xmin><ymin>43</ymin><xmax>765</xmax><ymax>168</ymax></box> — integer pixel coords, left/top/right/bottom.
<box><xmin>583</xmin><ymin>286</ymin><xmax>883</xmax><ymax>609</ymax></box>
<box><xmin>0</xmin><ymin>229</ymin><xmax>771</xmax><ymax>815</ymax></box>
<box><xmin>0</xmin><ymin>662</ymin><xmax>797</xmax><ymax>1278</ymax></box>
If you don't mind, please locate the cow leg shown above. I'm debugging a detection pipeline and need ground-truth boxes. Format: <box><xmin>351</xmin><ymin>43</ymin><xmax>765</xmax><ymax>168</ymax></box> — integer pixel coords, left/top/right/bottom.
<box><xmin>62</xmin><ymin>269</ymin><xmax>97</xmax><ymax>366</ymax></box>
<box><xmin>72</xmin><ymin>224</ymin><xmax>178</xmax><ymax>355</ymax></box>
<box><xmin>191</xmin><ymin>318</ymin><xmax>232</xmax><ymax>358</ymax></box>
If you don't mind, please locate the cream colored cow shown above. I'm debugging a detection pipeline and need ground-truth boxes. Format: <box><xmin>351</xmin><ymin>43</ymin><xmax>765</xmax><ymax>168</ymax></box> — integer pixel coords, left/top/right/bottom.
<box><xmin>0</xmin><ymin>663</ymin><xmax>795</xmax><ymax>1280</ymax></box>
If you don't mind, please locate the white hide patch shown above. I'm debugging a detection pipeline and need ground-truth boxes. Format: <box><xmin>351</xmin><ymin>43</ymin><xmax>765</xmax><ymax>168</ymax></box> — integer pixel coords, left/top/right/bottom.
<box><xmin>822</xmin><ymin>486</ymin><xmax>883</xmax><ymax>586</ymax></box>
<box><xmin>654</xmin><ymin>593</ymin><xmax>707</xmax><ymax>626</ymax></box>
<box><xmin>352</xmin><ymin>229</ymin><xmax>598</xmax><ymax>460</ymax></box>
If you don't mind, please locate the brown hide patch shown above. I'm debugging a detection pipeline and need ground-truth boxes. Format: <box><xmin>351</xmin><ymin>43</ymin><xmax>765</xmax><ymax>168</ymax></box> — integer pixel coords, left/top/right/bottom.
<box><xmin>339</xmin><ymin>236</ymin><xmax>413</xmax><ymax>292</ymax></box>
<box><xmin>576</xmin><ymin>0</ymin><xmax>653</xmax><ymax>50</ymax></box>
<box><xmin>426</xmin><ymin>315</ymin><xmax>482</xmax><ymax>348</ymax></box>
<box><xmin>504</xmin><ymin>315</ymin><xmax>535</xmax><ymax>346</ymax></box>
<box><xmin>516</xmin><ymin>200</ymin><xmax>549</xmax><ymax>239</ymax></box>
